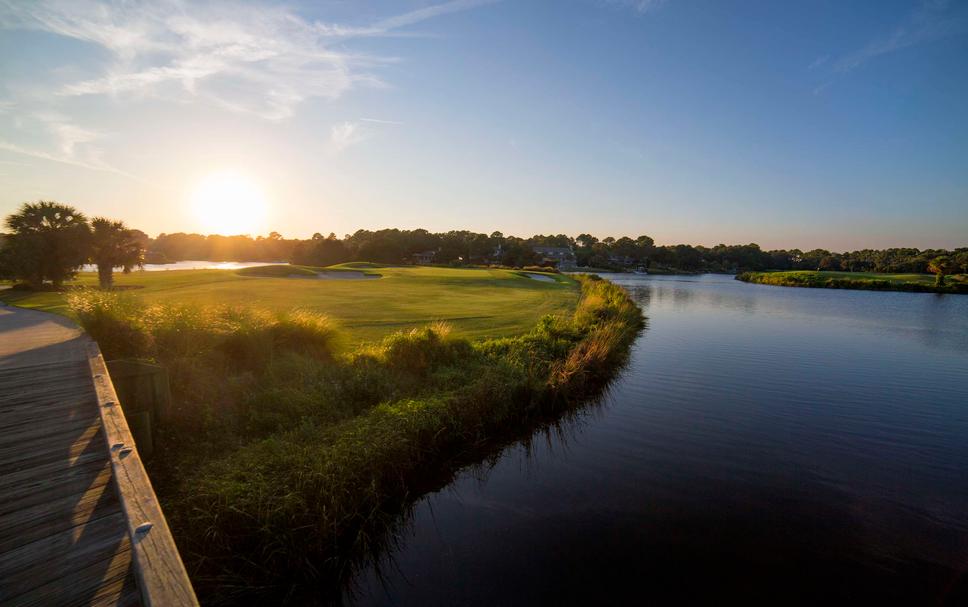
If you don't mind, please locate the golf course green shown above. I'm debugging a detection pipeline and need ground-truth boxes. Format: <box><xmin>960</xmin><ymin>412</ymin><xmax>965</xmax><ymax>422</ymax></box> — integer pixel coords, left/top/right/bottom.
<box><xmin>1</xmin><ymin>263</ymin><xmax>578</xmax><ymax>342</ymax></box>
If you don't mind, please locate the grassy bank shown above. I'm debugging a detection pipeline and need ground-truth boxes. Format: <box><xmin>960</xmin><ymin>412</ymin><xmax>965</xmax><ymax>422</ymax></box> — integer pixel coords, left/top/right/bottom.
<box><xmin>65</xmin><ymin>274</ymin><xmax>643</xmax><ymax>603</ymax></box>
<box><xmin>737</xmin><ymin>270</ymin><xmax>968</xmax><ymax>294</ymax></box>
<box><xmin>1</xmin><ymin>264</ymin><xmax>577</xmax><ymax>342</ymax></box>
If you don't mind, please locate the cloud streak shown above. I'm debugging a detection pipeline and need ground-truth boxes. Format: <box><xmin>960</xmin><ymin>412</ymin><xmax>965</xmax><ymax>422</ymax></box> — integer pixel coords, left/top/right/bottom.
<box><xmin>598</xmin><ymin>0</ymin><xmax>667</xmax><ymax>14</ymax></box>
<box><xmin>818</xmin><ymin>0</ymin><xmax>962</xmax><ymax>84</ymax></box>
<box><xmin>0</xmin><ymin>0</ymin><xmax>498</xmax><ymax>121</ymax></box>
<box><xmin>0</xmin><ymin>140</ymin><xmax>138</xmax><ymax>179</ymax></box>
<box><xmin>0</xmin><ymin>0</ymin><xmax>497</xmax><ymax>178</ymax></box>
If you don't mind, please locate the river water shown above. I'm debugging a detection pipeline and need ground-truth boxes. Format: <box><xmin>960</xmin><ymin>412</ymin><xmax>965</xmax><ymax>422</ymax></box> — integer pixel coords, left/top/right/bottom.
<box><xmin>347</xmin><ymin>274</ymin><xmax>968</xmax><ymax>605</ymax></box>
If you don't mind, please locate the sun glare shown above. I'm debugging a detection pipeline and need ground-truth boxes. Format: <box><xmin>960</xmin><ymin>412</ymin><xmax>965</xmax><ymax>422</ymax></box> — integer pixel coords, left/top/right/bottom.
<box><xmin>190</xmin><ymin>171</ymin><xmax>269</xmax><ymax>235</ymax></box>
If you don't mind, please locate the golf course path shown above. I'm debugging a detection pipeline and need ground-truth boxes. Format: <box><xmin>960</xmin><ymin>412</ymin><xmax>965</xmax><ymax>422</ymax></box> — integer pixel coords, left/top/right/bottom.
<box><xmin>0</xmin><ymin>304</ymin><xmax>196</xmax><ymax>606</ymax></box>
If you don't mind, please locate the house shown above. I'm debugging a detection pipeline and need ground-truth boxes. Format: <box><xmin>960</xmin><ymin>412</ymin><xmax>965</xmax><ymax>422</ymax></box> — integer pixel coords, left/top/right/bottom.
<box><xmin>412</xmin><ymin>250</ymin><xmax>436</xmax><ymax>265</ymax></box>
<box><xmin>533</xmin><ymin>246</ymin><xmax>577</xmax><ymax>271</ymax></box>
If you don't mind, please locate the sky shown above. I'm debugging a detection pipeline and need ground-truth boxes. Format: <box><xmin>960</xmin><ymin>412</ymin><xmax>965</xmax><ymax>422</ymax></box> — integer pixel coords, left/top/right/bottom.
<box><xmin>0</xmin><ymin>0</ymin><xmax>966</xmax><ymax>250</ymax></box>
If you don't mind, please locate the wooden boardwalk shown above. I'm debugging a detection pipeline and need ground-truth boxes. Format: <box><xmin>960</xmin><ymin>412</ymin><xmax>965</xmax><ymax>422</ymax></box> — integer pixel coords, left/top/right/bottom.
<box><xmin>0</xmin><ymin>304</ymin><xmax>197</xmax><ymax>606</ymax></box>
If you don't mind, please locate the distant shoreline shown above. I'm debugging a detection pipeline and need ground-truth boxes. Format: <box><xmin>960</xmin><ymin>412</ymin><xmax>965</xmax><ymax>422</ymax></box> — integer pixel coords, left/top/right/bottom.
<box><xmin>737</xmin><ymin>270</ymin><xmax>968</xmax><ymax>294</ymax></box>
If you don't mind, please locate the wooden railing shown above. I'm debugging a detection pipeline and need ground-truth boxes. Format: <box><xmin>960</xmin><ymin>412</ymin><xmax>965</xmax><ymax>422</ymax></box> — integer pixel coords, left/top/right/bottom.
<box><xmin>87</xmin><ymin>342</ymin><xmax>198</xmax><ymax>606</ymax></box>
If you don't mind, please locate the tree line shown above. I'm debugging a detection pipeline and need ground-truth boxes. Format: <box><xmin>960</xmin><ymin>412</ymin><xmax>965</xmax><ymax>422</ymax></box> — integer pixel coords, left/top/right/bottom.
<box><xmin>2</xmin><ymin>201</ymin><xmax>966</xmax><ymax>289</ymax></box>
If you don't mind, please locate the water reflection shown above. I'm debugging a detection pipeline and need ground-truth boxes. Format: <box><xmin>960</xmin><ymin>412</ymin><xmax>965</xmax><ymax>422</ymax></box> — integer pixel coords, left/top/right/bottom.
<box><xmin>78</xmin><ymin>260</ymin><xmax>287</xmax><ymax>272</ymax></box>
<box><xmin>346</xmin><ymin>274</ymin><xmax>968</xmax><ymax>605</ymax></box>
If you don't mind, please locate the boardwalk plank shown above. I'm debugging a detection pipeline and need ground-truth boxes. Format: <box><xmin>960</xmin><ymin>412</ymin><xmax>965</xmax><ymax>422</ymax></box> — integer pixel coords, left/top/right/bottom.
<box><xmin>0</xmin><ymin>305</ymin><xmax>196</xmax><ymax>606</ymax></box>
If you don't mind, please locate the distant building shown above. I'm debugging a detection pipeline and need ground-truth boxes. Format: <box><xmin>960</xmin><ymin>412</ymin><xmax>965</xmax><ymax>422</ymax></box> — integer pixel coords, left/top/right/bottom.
<box><xmin>533</xmin><ymin>246</ymin><xmax>577</xmax><ymax>271</ymax></box>
<box><xmin>412</xmin><ymin>250</ymin><xmax>436</xmax><ymax>265</ymax></box>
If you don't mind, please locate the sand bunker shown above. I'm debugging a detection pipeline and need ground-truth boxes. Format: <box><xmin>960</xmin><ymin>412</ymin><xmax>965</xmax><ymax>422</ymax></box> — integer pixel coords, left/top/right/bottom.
<box><xmin>522</xmin><ymin>272</ymin><xmax>556</xmax><ymax>283</ymax></box>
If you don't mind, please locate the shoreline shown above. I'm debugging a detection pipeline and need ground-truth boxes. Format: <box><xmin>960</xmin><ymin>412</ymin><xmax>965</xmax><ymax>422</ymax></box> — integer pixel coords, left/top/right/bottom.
<box><xmin>737</xmin><ymin>271</ymin><xmax>968</xmax><ymax>294</ymax></box>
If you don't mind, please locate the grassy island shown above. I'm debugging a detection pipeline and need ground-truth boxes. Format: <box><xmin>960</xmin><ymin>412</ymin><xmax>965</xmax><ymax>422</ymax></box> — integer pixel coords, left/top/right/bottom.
<box><xmin>737</xmin><ymin>270</ymin><xmax>968</xmax><ymax>294</ymax></box>
<box><xmin>8</xmin><ymin>265</ymin><xmax>644</xmax><ymax>602</ymax></box>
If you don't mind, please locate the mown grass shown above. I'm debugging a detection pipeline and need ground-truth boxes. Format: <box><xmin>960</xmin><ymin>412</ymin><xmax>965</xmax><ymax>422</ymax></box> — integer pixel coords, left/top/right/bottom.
<box><xmin>737</xmin><ymin>270</ymin><xmax>968</xmax><ymax>294</ymax></box>
<box><xmin>65</xmin><ymin>275</ymin><xmax>643</xmax><ymax>604</ymax></box>
<box><xmin>1</xmin><ymin>264</ymin><xmax>579</xmax><ymax>342</ymax></box>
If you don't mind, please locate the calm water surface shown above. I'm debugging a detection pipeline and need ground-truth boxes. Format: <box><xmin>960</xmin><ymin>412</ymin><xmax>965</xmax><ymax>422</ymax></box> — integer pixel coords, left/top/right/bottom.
<box><xmin>79</xmin><ymin>260</ymin><xmax>287</xmax><ymax>272</ymax></box>
<box><xmin>348</xmin><ymin>274</ymin><xmax>968</xmax><ymax>605</ymax></box>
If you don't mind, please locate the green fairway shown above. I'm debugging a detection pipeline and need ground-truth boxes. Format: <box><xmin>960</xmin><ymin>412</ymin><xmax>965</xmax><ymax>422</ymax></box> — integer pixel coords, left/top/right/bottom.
<box><xmin>737</xmin><ymin>270</ymin><xmax>967</xmax><ymax>294</ymax></box>
<box><xmin>1</xmin><ymin>265</ymin><xmax>579</xmax><ymax>343</ymax></box>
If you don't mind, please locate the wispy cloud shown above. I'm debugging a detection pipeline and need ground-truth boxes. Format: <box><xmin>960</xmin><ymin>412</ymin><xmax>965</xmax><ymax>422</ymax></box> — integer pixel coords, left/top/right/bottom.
<box><xmin>372</xmin><ymin>0</ymin><xmax>500</xmax><ymax>31</ymax></box>
<box><xmin>807</xmin><ymin>55</ymin><xmax>829</xmax><ymax>70</ymax></box>
<box><xmin>0</xmin><ymin>0</ymin><xmax>497</xmax><ymax>174</ymax></box>
<box><xmin>598</xmin><ymin>0</ymin><xmax>667</xmax><ymax>14</ymax></box>
<box><xmin>359</xmin><ymin>117</ymin><xmax>405</xmax><ymax>125</ymax></box>
<box><xmin>0</xmin><ymin>108</ymin><xmax>134</xmax><ymax>176</ymax></box>
<box><xmin>0</xmin><ymin>0</ymin><xmax>497</xmax><ymax>121</ymax></box>
<box><xmin>0</xmin><ymin>140</ymin><xmax>138</xmax><ymax>179</ymax></box>
<box><xmin>329</xmin><ymin>121</ymin><xmax>366</xmax><ymax>154</ymax></box>
<box><xmin>814</xmin><ymin>0</ymin><xmax>962</xmax><ymax>93</ymax></box>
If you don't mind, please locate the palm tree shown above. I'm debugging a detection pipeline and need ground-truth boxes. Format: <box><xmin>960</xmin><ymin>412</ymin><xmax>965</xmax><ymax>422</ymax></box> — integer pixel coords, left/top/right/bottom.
<box><xmin>4</xmin><ymin>201</ymin><xmax>90</xmax><ymax>288</ymax></box>
<box><xmin>90</xmin><ymin>218</ymin><xmax>144</xmax><ymax>289</ymax></box>
<box><xmin>927</xmin><ymin>255</ymin><xmax>953</xmax><ymax>287</ymax></box>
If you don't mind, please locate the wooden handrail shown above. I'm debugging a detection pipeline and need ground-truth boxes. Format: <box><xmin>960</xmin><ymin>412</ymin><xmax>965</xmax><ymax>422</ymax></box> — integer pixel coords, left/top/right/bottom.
<box><xmin>87</xmin><ymin>341</ymin><xmax>198</xmax><ymax>606</ymax></box>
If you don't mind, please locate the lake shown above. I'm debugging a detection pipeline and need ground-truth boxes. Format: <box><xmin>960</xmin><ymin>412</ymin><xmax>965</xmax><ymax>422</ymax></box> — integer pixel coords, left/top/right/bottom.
<box><xmin>79</xmin><ymin>260</ymin><xmax>287</xmax><ymax>272</ymax></box>
<box><xmin>346</xmin><ymin>273</ymin><xmax>968</xmax><ymax>605</ymax></box>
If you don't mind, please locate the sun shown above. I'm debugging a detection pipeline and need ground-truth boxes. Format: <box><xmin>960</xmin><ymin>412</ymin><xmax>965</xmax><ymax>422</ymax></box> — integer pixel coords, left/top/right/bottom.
<box><xmin>190</xmin><ymin>171</ymin><xmax>269</xmax><ymax>235</ymax></box>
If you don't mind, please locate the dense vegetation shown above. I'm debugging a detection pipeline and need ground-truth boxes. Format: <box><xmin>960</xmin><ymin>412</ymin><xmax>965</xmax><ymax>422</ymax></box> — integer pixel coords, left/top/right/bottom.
<box><xmin>737</xmin><ymin>271</ymin><xmax>968</xmax><ymax>294</ymax></box>
<box><xmin>67</xmin><ymin>275</ymin><xmax>644</xmax><ymax>603</ymax></box>
<box><xmin>79</xmin><ymin>228</ymin><xmax>968</xmax><ymax>274</ymax></box>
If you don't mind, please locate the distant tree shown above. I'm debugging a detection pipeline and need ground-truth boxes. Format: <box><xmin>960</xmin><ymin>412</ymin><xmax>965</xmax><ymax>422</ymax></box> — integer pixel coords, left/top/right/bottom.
<box><xmin>90</xmin><ymin>218</ymin><xmax>145</xmax><ymax>288</ymax></box>
<box><xmin>292</xmin><ymin>233</ymin><xmax>350</xmax><ymax>266</ymax></box>
<box><xmin>928</xmin><ymin>256</ymin><xmax>954</xmax><ymax>287</ymax></box>
<box><xmin>818</xmin><ymin>255</ymin><xmax>842</xmax><ymax>271</ymax></box>
<box><xmin>3</xmin><ymin>201</ymin><xmax>90</xmax><ymax>288</ymax></box>
<box><xmin>576</xmin><ymin>233</ymin><xmax>599</xmax><ymax>248</ymax></box>
<box><xmin>952</xmin><ymin>250</ymin><xmax>968</xmax><ymax>274</ymax></box>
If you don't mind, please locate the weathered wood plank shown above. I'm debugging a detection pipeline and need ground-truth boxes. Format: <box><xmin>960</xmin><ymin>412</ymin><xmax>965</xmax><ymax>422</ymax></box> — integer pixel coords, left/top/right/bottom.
<box><xmin>88</xmin><ymin>343</ymin><xmax>198</xmax><ymax>606</ymax></box>
<box><xmin>0</xmin><ymin>511</ymin><xmax>129</xmax><ymax>600</ymax></box>
<box><xmin>0</xmin><ymin>410</ymin><xmax>100</xmax><ymax>446</ymax></box>
<box><xmin>0</xmin><ymin>420</ymin><xmax>105</xmax><ymax>475</ymax></box>
<box><xmin>0</xmin><ymin>468</ymin><xmax>118</xmax><ymax>553</ymax></box>
<box><xmin>0</xmin><ymin>451</ymin><xmax>106</xmax><ymax>498</ymax></box>
<box><xmin>0</xmin><ymin>458</ymin><xmax>112</xmax><ymax>516</ymax></box>
<box><xmin>3</xmin><ymin>533</ymin><xmax>136</xmax><ymax>607</ymax></box>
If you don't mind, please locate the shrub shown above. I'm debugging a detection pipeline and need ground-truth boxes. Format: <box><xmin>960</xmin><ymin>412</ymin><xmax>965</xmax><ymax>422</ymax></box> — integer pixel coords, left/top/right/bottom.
<box><xmin>66</xmin><ymin>290</ymin><xmax>151</xmax><ymax>359</ymax></box>
<box><xmin>376</xmin><ymin>322</ymin><xmax>473</xmax><ymax>376</ymax></box>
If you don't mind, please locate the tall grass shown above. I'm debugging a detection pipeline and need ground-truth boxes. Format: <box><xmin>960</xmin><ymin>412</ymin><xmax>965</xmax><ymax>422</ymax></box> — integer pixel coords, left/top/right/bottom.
<box><xmin>67</xmin><ymin>275</ymin><xmax>644</xmax><ymax>604</ymax></box>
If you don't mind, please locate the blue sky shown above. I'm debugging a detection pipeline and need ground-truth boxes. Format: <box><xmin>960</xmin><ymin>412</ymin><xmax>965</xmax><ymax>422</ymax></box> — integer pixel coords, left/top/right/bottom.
<box><xmin>1</xmin><ymin>0</ymin><xmax>966</xmax><ymax>249</ymax></box>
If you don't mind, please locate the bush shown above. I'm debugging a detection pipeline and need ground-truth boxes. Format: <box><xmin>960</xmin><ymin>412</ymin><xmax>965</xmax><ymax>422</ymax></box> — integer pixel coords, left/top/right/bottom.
<box><xmin>67</xmin><ymin>290</ymin><xmax>152</xmax><ymax>358</ymax></box>
<box><xmin>377</xmin><ymin>322</ymin><xmax>473</xmax><ymax>376</ymax></box>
